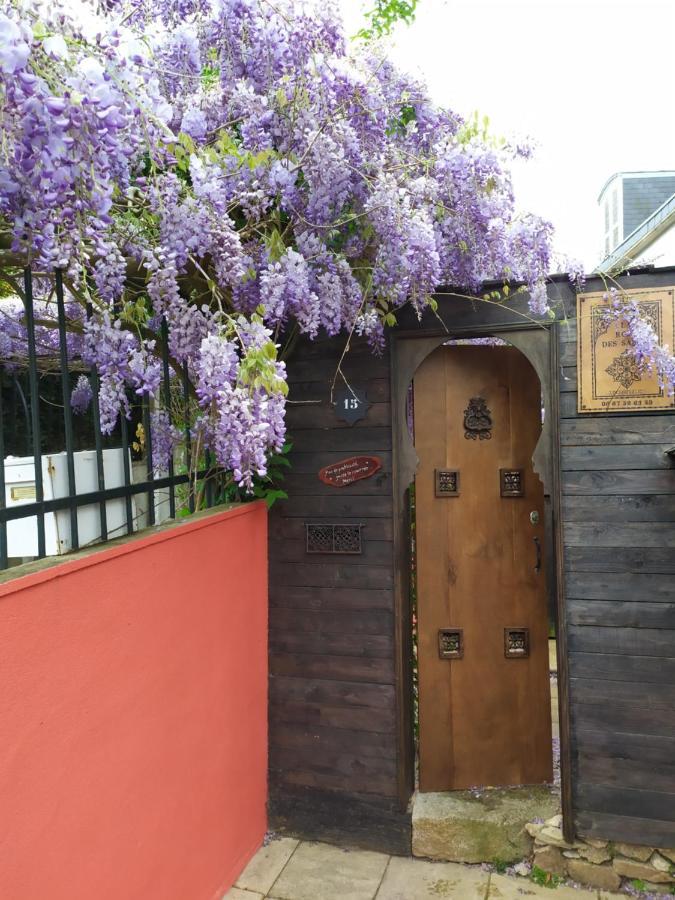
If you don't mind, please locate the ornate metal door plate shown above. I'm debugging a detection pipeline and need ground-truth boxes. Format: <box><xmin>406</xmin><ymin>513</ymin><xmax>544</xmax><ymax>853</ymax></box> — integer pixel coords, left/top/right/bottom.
<box><xmin>438</xmin><ymin>628</ymin><xmax>464</xmax><ymax>659</ymax></box>
<box><xmin>504</xmin><ymin>627</ymin><xmax>530</xmax><ymax>658</ymax></box>
<box><xmin>464</xmin><ymin>397</ymin><xmax>492</xmax><ymax>440</ymax></box>
<box><xmin>500</xmin><ymin>468</ymin><xmax>525</xmax><ymax>497</ymax></box>
<box><xmin>435</xmin><ymin>469</ymin><xmax>460</xmax><ymax>497</ymax></box>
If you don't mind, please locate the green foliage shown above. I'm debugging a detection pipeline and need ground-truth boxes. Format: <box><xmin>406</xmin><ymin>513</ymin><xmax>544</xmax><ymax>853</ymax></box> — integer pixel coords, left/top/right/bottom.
<box><xmin>0</xmin><ymin>277</ymin><xmax>16</xmax><ymax>299</ymax></box>
<box><xmin>630</xmin><ymin>879</ymin><xmax>647</xmax><ymax>892</ymax></box>
<box><xmin>530</xmin><ymin>866</ymin><xmax>563</xmax><ymax>889</ymax></box>
<box><xmin>456</xmin><ymin>110</ymin><xmax>507</xmax><ymax>149</ymax></box>
<box><xmin>356</xmin><ymin>0</ymin><xmax>419</xmax><ymax>41</ymax></box>
<box><xmin>222</xmin><ymin>442</ymin><xmax>292</xmax><ymax>508</ymax></box>
<box><xmin>387</xmin><ymin>101</ymin><xmax>417</xmax><ymax>136</ymax></box>
<box><xmin>120</xmin><ymin>296</ymin><xmax>150</xmax><ymax>327</ymax></box>
<box><xmin>491</xmin><ymin>858</ymin><xmax>508</xmax><ymax>875</ymax></box>
<box><xmin>201</xmin><ymin>48</ymin><xmax>220</xmax><ymax>89</ymax></box>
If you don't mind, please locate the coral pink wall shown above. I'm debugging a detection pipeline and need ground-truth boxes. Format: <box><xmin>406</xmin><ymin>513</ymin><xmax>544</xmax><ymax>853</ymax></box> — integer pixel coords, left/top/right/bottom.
<box><xmin>0</xmin><ymin>503</ymin><xmax>268</xmax><ymax>900</ymax></box>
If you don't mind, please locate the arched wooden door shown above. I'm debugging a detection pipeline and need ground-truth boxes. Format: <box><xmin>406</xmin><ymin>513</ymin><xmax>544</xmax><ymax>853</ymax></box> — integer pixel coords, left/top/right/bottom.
<box><xmin>414</xmin><ymin>345</ymin><xmax>552</xmax><ymax>791</ymax></box>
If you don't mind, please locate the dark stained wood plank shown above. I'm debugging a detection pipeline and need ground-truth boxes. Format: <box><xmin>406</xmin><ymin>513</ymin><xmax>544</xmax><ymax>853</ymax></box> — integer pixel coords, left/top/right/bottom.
<box><xmin>573</xmin><ymin>729</ymin><xmax>675</xmax><ymax>765</ymax></box>
<box><xmin>564</xmin><ymin>522</ymin><xmax>675</xmax><ymax>548</ymax></box>
<box><xmin>562</xmin><ymin>444</ymin><xmax>674</xmax><ymax>471</ymax></box>
<box><xmin>564</xmin><ymin>546</ymin><xmax>675</xmax><ymax>574</ymax></box>
<box><xmin>285</xmin><ymin>332</ymin><xmax>377</xmax><ymax>361</ymax></box>
<box><xmin>271</xmin><ymin>652</ymin><xmax>395</xmax><ymax>684</ymax></box>
<box><xmin>287</xmin><ymin>450</ymin><xmax>392</xmax><ymax>474</ymax></box>
<box><xmin>271</xmin><ymin>516</ymin><xmax>394</xmax><ymax>542</ymax></box>
<box><xmin>270</xmin><ymin>699</ymin><xmax>396</xmax><ymax>734</ymax></box>
<box><xmin>560</xmin><ymin>342</ymin><xmax>577</xmax><ymax>368</ymax></box>
<box><xmin>574</xmin><ymin>810</ymin><xmax>675</xmax><ymax>848</ymax></box>
<box><xmin>275</xmin><ymin>495</ymin><xmax>393</xmax><ymax>518</ymax></box>
<box><xmin>270</xmin><ymin>538</ymin><xmax>393</xmax><ymax>567</ymax></box>
<box><xmin>287</xmin><ymin>426</ymin><xmax>392</xmax><ymax>452</ymax></box>
<box><xmin>289</xmin><ymin>378</ymin><xmax>390</xmax><ymax>403</ymax></box>
<box><xmin>269</xmin><ymin>608</ymin><xmax>393</xmax><ymax>636</ymax></box>
<box><xmin>281</xmin><ymin>471</ymin><xmax>392</xmax><ymax>497</ymax></box>
<box><xmin>270</xmin><ymin>675</ymin><xmax>395</xmax><ymax>709</ymax></box>
<box><xmin>286</xmin><ymin>356</ymin><xmax>390</xmax><ymax>384</ymax></box>
<box><xmin>577</xmin><ymin>753</ymin><xmax>675</xmax><ymax>795</ymax></box>
<box><xmin>559</xmin><ymin>366</ymin><xmax>577</xmax><ymax>393</ymax></box>
<box><xmin>572</xmin><ymin>701</ymin><xmax>675</xmax><ymax>738</ymax></box>
<box><xmin>569</xmin><ymin>625</ymin><xmax>675</xmax><ymax>658</ymax></box>
<box><xmin>563</xmin><ymin>468</ymin><xmax>675</xmax><ymax>495</ymax></box>
<box><xmin>272</xmin><ymin>759</ymin><xmax>398</xmax><ymax>798</ymax></box>
<box><xmin>565</xmin><ymin>572</ymin><xmax>674</xmax><ymax>602</ymax></box>
<box><xmin>560</xmin><ymin>392</ymin><xmax>580</xmax><ymax>418</ymax></box>
<box><xmin>561</xmin><ymin>415</ymin><xmax>675</xmax><ymax>446</ymax></box>
<box><xmin>270</xmin><ymin>561</ymin><xmax>394</xmax><ymax>590</ymax></box>
<box><xmin>568</xmin><ymin>599</ymin><xmax>675</xmax><ymax>629</ymax></box>
<box><xmin>574</xmin><ymin>783</ymin><xmax>675</xmax><ymax>824</ymax></box>
<box><xmin>269</xmin><ymin>585</ymin><xmax>394</xmax><ymax>612</ymax></box>
<box><xmin>270</xmin><ymin>630</ymin><xmax>393</xmax><ymax>659</ymax></box>
<box><xmin>560</xmin><ymin>390</ymin><xmax>675</xmax><ymax>421</ymax></box>
<box><xmin>271</xmin><ymin>746</ymin><xmax>397</xmax><ymax>784</ymax></box>
<box><xmin>559</xmin><ymin>319</ymin><xmax>577</xmax><ymax>342</ymax></box>
<box><xmin>270</xmin><ymin>722</ymin><xmax>397</xmax><ymax>760</ymax></box>
<box><xmin>570</xmin><ymin>652</ymin><xmax>675</xmax><ymax>684</ymax></box>
<box><xmin>286</xmin><ymin>402</ymin><xmax>391</xmax><ymax>429</ymax></box>
<box><xmin>268</xmin><ymin>786</ymin><xmax>412</xmax><ymax>856</ymax></box>
<box><xmin>563</xmin><ymin>494</ymin><xmax>675</xmax><ymax>522</ymax></box>
<box><xmin>570</xmin><ymin>678</ymin><xmax>675</xmax><ymax>709</ymax></box>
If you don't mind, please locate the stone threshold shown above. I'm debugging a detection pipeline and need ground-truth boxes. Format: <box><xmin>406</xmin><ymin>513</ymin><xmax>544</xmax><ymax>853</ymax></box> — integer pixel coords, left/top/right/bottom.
<box><xmin>412</xmin><ymin>785</ymin><xmax>560</xmax><ymax>864</ymax></box>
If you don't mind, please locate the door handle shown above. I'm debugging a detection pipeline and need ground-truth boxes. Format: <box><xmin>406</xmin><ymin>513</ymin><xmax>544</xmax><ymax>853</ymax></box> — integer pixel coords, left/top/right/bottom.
<box><xmin>534</xmin><ymin>536</ymin><xmax>541</xmax><ymax>574</ymax></box>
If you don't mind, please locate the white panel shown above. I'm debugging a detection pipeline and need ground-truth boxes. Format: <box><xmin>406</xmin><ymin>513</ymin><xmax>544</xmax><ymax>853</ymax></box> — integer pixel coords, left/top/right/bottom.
<box><xmin>4</xmin><ymin>448</ymin><xmax>137</xmax><ymax>557</ymax></box>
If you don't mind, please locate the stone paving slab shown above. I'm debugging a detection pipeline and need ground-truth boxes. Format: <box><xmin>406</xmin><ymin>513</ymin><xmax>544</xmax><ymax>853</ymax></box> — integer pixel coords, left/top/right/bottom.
<box><xmin>235</xmin><ymin>837</ymin><xmax>299</xmax><ymax>895</ymax></box>
<box><xmin>223</xmin><ymin>888</ymin><xmax>264</xmax><ymax>900</ymax></box>
<box><xmin>488</xmin><ymin>873</ymin><xmax>597</xmax><ymax>899</ymax></box>
<box><xmin>375</xmin><ymin>855</ymin><xmax>489</xmax><ymax>899</ymax></box>
<box><xmin>229</xmin><ymin>838</ymin><xmax>624</xmax><ymax>900</ymax></box>
<box><xmin>268</xmin><ymin>840</ymin><xmax>389</xmax><ymax>900</ymax></box>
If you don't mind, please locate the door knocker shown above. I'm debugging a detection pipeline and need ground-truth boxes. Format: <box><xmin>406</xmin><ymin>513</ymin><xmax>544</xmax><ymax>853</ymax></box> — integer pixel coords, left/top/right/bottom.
<box><xmin>464</xmin><ymin>397</ymin><xmax>492</xmax><ymax>440</ymax></box>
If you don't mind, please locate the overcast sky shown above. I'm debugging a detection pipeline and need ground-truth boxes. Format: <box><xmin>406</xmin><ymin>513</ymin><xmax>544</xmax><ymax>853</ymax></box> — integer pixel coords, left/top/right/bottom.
<box><xmin>339</xmin><ymin>0</ymin><xmax>675</xmax><ymax>271</ymax></box>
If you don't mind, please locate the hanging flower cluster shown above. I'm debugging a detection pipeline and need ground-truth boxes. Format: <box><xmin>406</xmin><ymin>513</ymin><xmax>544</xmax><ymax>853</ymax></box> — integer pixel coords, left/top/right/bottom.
<box><xmin>0</xmin><ymin>0</ymin><xmax>558</xmax><ymax>486</ymax></box>
<box><xmin>603</xmin><ymin>290</ymin><xmax>675</xmax><ymax>395</ymax></box>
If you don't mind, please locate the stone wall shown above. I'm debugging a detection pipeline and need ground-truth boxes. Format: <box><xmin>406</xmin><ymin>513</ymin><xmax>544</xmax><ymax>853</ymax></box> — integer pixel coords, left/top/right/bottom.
<box><xmin>528</xmin><ymin>815</ymin><xmax>675</xmax><ymax>894</ymax></box>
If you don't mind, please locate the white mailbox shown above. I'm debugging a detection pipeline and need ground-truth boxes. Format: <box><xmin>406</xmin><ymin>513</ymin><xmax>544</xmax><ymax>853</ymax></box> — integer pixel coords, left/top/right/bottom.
<box><xmin>5</xmin><ymin>448</ymin><xmax>137</xmax><ymax>557</ymax></box>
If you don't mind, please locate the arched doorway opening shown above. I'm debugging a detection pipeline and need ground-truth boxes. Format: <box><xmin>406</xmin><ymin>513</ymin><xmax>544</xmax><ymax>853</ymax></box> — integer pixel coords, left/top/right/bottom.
<box><xmin>390</xmin><ymin>325</ymin><xmax>570</xmax><ymax>856</ymax></box>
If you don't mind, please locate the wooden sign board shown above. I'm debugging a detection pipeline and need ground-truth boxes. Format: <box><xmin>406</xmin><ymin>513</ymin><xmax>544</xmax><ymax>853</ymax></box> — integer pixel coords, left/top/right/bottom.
<box><xmin>577</xmin><ymin>287</ymin><xmax>675</xmax><ymax>413</ymax></box>
<box><xmin>318</xmin><ymin>456</ymin><xmax>381</xmax><ymax>487</ymax></box>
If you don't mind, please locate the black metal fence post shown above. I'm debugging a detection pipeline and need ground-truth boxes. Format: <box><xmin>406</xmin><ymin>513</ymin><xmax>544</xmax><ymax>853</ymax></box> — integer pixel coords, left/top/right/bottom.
<box><xmin>55</xmin><ymin>269</ymin><xmax>79</xmax><ymax>551</ymax></box>
<box><xmin>22</xmin><ymin>267</ymin><xmax>46</xmax><ymax>558</ymax></box>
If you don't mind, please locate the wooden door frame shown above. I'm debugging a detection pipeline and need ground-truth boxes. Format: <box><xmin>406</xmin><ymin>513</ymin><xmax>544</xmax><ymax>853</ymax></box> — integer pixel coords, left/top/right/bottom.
<box><xmin>390</xmin><ymin>322</ymin><xmax>574</xmax><ymax>842</ymax></box>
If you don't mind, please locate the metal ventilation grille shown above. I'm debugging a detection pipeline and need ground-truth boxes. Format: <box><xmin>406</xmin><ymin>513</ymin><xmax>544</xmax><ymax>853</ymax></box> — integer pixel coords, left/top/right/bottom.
<box><xmin>305</xmin><ymin>523</ymin><xmax>363</xmax><ymax>554</ymax></box>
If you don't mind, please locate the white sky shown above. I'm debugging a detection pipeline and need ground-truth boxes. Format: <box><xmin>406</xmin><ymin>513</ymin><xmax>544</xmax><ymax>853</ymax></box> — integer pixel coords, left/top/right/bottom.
<box><xmin>339</xmin><ymin>0</ymin><xmax>675</xmax><ymax>271</ymax></box>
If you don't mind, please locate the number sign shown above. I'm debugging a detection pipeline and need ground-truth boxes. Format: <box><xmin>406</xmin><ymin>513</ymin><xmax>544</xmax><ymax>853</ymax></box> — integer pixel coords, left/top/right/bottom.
<box><xmin>334</xmin><ymin>386</ymin><xmax>370</xmax><ymax>424</ymax></box>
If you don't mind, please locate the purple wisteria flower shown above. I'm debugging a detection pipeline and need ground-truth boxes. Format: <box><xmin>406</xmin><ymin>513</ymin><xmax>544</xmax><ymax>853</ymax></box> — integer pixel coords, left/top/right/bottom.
<box><xmin>70</xmin><ymin>375</ymin><xmax>93</xmax><ymax>415</ymax></box>
<box><xmin>2</xmin><ymin>0</ymin><xmax>636</xmax><ymax>492</ymax></box>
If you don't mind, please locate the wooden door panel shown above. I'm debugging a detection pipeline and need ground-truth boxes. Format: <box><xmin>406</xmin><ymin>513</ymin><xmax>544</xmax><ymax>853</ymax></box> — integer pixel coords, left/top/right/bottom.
<box><xmin>415</xmin><ymin>346</ymin><xmax>552</xmax><ymax>791</ymax></box>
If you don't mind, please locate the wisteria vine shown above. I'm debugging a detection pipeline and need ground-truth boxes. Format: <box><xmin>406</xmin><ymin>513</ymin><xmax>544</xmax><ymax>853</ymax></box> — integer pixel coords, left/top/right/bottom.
<box><xmin>0</xmin><ymin>0</ymin><xmax>574</xmax><ymax>489</ymax></box>
<box><xmin>603</xmin><ymin>289</ymin><xmax>675</xmax><ymax>396</ymax></box>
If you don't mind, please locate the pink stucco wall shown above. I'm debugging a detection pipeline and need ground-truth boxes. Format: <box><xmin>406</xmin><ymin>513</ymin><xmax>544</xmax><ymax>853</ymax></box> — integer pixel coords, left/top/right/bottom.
<box><xmin>0</xmin><ymin>503</ymin><xmax>268</xmax><ymax>900</ymax></box>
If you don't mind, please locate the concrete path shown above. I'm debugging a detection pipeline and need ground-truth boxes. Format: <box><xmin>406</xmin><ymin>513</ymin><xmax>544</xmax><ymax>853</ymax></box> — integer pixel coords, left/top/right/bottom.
<box><xmin>224</xmin><ymin>837</ymin><xmax>622</xmax><ymax>899</ymax></box>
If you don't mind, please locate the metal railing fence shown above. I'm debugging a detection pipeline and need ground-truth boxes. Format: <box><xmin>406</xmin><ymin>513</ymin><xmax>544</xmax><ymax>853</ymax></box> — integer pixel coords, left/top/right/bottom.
<box><xmin>0</xmin><ymin>267</ymin><xmax>222</xmax><ymax>571</ymax></box>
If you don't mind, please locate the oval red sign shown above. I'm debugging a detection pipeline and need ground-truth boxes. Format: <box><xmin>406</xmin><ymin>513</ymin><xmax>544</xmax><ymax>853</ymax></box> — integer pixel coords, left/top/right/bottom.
<box><xmin>318</xmin><ymin>456</ymin><xmax>382</xmax><ymax>487</ymax></box>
